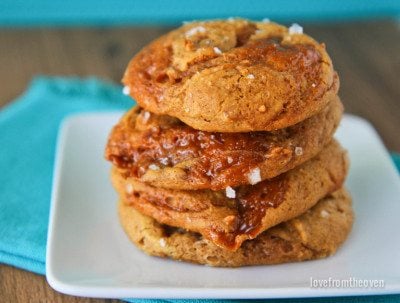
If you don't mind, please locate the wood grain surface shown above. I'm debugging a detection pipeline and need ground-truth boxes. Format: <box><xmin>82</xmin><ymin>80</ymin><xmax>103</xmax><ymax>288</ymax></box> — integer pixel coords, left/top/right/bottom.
<box><xmin>0</xmin><ymin>20</ymin><xmax>399</xmax><ymax>302</ymax></box>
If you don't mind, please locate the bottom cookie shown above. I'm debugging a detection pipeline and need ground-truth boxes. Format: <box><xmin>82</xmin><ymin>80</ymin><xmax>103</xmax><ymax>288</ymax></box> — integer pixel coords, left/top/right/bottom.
<box><xmin>118</xmin><ymin>188</ymin><xmax>353</xmax><ymax>267</ymax></box>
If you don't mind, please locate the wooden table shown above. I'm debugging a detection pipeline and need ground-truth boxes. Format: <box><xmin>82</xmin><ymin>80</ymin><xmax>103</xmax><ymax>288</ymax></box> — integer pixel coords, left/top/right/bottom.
<box><xmin>0</xmin><ymin>20</ymin><xmax>399</xmax><ymax>302</ymax></box>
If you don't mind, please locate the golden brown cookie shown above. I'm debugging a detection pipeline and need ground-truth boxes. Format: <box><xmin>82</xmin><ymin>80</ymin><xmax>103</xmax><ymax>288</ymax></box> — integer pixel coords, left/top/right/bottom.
<box><xmin>112</xmin><ymin>140</ymin><xmax>348</xmax><ymax>251</ymax></box>
<box><xmin>119</xmin><ymin>187</ymin><xmax>353</xmax><ymax>267</ymax></box>
<box><xmin>106</xmin><ymin>97</ymin><xmax>342</xmax><ymax>190</ymax></box>
<box><xmin>123</xmin><ymin>19</ymin><xmax>339</xmax><ymax>132</ymax></box>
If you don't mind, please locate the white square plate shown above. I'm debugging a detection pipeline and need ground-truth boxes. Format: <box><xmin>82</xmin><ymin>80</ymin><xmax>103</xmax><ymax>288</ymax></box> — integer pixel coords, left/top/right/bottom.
<box><xmin>46</xmin><ymin>112</ymin><xmax>400</xmax><ymax>299</ymax></box>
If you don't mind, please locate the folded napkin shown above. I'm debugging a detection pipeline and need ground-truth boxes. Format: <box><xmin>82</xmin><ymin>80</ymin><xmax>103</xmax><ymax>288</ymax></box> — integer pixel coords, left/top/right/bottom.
<box><xmin>0</xmin><ymin>77</ymin><xmax>132</xmax><ymax>274</ymax></box>
<box><xmin>0</xmin><ymin>76</ymin><xmax>399</xmax><ymax>303</ymax></box>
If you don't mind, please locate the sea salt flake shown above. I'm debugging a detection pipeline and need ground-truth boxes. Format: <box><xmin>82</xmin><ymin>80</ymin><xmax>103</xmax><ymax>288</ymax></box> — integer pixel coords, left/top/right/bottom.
<box><xmin>159</xmin><ymin>238</ymin><xmax>167</xmax><ymax>247</ymax></box>
<box><xmin>247</xmin><ymin>74</ymin><xmax>255</xmax><ymax>79</ymax></box>
<box><xmin>185</xmin><ymin>26</ymin><xmax>206</xmax><ymax>37</ymax></box>
<box><xmin>148</xmin><ymin>164</ymin><xmax>160</xmax><ymax>171</ymax></box>
<box><xmin>262</xmin><ymin>18</ymin><xmax>271</xmax><ymax>23</ymax></box>
<box><xmin>227</xmin><ymin>156</ymin><xmax>233</xmax><ymax>164</ymax></box>
<box><xmin>159</xmin><ymin>157</ymin><xmax>169</xmax><ymax>165</ymax></box>
<box><xmin>289</xmin><ymin>23</ymin><xmax>303</xmax><ymax>35</ymax></box>
<box><xmin>311</xmin><ymin>83</ymin><xmax>316</xmax><ymax>88</ymax></box>
<box><xmin>247</xmin><ymin>167</ymin><xmax>262</xmax><ymax>185</ymax></box>
<box><xmin>142</xmin><ymin>111</ymin><xmax>151</xmax><ymax>123</ymax></box>
<box><xmin>125</xmin><ymin>183</ymin><xmax>134</xmax><ymax>194</ymax></box>
<box><xmin>122</xmin><ymin>86</ymin><xmax>130</xmax><ymax>95</ymax></box>
<box><xmin>213</xmin><ymin>47</ymin><xmax>222</xmax><ymax>55</ymax></box>
<box><xmin>320</xmin><ymin>210</ymin><xmax>330</xmax><ymax>218</ymax></box>
<box><xmin>225</xmin><ymin>186</ymin><xmax>236</xmax><ymax>199</ymax></box>
<box><xmin>295</xmin><ymin>146</ymin><xmax>303</xmax><ymax>156</ymax></box>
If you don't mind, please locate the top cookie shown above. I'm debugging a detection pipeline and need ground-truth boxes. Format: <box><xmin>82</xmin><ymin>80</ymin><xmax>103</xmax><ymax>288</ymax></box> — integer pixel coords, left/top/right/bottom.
<box><xmin>123</xmin><ymin>18</ymin><xmax>338</xmax><ymax>132</ymax></box>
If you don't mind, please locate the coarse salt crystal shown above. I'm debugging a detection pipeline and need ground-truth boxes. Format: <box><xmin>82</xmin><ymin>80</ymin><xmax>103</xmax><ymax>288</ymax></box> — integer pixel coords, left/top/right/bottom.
<box><xmin>320</xmin><ymin>210</ymin><xmax>330</xmax><ymax>218</ymax></box>
<box><xmin>122</xmin><ymin>86</ymin><xmax>130</xmax><ymax>95</ymax></box>
<box><xmin>125</xmin><ymin>183</ymin><xmax>134</xmax><ymax>194</ymax></box>
<box><xmin>225</xmin><ymin>186</ymin><xmax>236</xmax><ymax>199</ymax></box>
<box><xmin>159</xmin><ymin>238</ymin><xmax>167</xmax><ymax>247</ymax></box>
<box><xmin>185</xmin><ymin>26</ymin><xmax>206</xmax><ymax>37</ymax></box>
<box><xmin>206</xmin><ymin>170</ymin><xmax>213</xmax><ymax>176</ymax></box>
<box><xmin>247</xmin><ymin>74</ymin><xmax>255</xmax><ymax>79</ymax></box>
<box><xmin>289</xmin><ymin>23</ymin><xmax>303</xmax><ymax>35</ymax></box>
<box><xmin>227</xmin><ymin>156</ymin><xmax>233</xmax><ymax>164</ymax></box>
<box><xmin>213</xmin><ymin>47</ymin><xmax>222</xmax><ymax>55</ymax></box>
<box><xmin>159</xmin><ymin>157</ymin><xmax>169</xmax><ymax>165</ymax></box>
<box><xmin>142</xmin><ymin>111</ymin><xmax>151</xmax><ymax>123</ymax></box>
<box><xmin>148</xmin><ymin>164</ymin><xmax>160</xmax><ymax>171</ymax></box>
<box><xmin>311</xmin><ymin>83</ymin><xmax>316</xmax><ymax>87</ymax></box>
<box><xmin>295</xmin><ymin>146</ymin><xmax>303</xmax><ymax>156</ymax></box>
<box><xmin>262</xmin><ymin>18</ymin><xmax>270</xmax><ymax>23</ymax></box>
<box><xmin>247</xmin><ymin>167</ymin><xmax>262</xmax><ymax>185</ymax></box>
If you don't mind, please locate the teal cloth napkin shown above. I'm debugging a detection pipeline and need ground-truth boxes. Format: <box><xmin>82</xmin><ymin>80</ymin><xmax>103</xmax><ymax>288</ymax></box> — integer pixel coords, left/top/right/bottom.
<box><xmin>0</xmin><ymin>76</ymin><xmax>399</xmax><ymax>303</ymax></box>
<box><xmin>0</xmin><ymin>77</ymin><xmax>132</xmax><ymax>274</ymax></box>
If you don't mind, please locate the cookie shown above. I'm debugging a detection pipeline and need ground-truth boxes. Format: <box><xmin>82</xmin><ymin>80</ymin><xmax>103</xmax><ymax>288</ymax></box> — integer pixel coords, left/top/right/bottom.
<box><xmin>123</xmin><ymin>19</ymin><xmax>338</xmax><ymax>132</ymax></box>
<box><xmin>112</xmin><ymin>140</ymin><xmax>348</xmax><ymax>251</ymax></box>
<box><xmin>118</xmin><ymin>187</ymin><xmax>353</xmax><ymax>267</ymax></box>
<box><xmin>106</xmin><ymin>96</ymin><xmax>342</xmax><ymax>190</ymax></box>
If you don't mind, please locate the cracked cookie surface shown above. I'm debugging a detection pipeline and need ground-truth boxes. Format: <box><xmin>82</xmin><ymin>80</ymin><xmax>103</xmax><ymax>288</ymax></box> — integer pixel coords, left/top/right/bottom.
<box><xmin>118</xmin><ymin>187</ymin><xmax>353</xmax><ymax>267</ymax></box>
<box><xmin>112</xmin><ymin>140</ymin><xmax>349</xmax><ymax>251</ymax></box>
<box><xmin>106</xmin><ymin>97</ymin><xmax>342</xmax><ymax>190</ymax></box>
<box><xmin>123</xmin><ymin>19</ymin><xmax>338</xmax><ymax>132</ymax></box>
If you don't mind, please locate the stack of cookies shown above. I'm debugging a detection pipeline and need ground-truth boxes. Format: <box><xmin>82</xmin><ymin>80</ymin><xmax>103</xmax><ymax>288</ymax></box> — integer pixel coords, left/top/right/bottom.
<box><xmin>105</xmin><ymin>19</ymin><xmax>353</xmax><ymax>267</ymax></box>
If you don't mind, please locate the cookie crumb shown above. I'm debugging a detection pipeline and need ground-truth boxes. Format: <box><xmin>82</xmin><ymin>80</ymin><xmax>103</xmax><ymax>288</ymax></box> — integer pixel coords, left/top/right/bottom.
<box><xmin>225</xmin><ymin>186</ymin><xmax>236</xmax><ymax>198</ymax></box>
<box><xmin>289</xmin><ymin>23</ymin><xmax>303</xmax><ymax>35</ymax></box>
<box><xmin>185</xmin><ymin>26</ymin><xmax>206</xmax><ymax>37</ymax></box>
<box><xmin>122</xmin><ymin>86</ymin><xmax>130</xmax><ymax>95</ymax></box>
<box><xmin>320</xmin><ymin>210</ymin><xmax>330</xmax><ymax>218</ymax></box>
<box><xmin>258</xmin><ymin>105</ymin><xmax>266</xmax><ymax>112</ymax></box>
<box><xmin>247</xmin><ymin>74</ymin><xmax>255</xmax><ymax>79</ymax></box>
<box><xmin>227</xmin><ymin>156</ymin><xmax>233</xmax><ymax>164</ymax></box>
<box><xmin>213</xmin><ymin>47</ymin><xmax>222</xmax><ymax>55</ymax></box>
<box><xmin>125</xmin><ymin>183</ymin><xmax>134</xmax><ymax>194</ymax></box>
<box><xmin>295</xmin><ymin>146</ymin><xmax>303</xmax><ymax>156</ymax></box>
<box><xmin>247</xmin><ymin>167</ymin><xmax>261</xmax><ymax>185</ymax></box>
<box><xmin>159</xmin><ymin>238</ymin><xmax>167</xmax><ymax>247</ymax></box>
<box><xmin>148</xmin><ymin>164</ymin><xmax>160</xmax><ymax>171</ymax></box>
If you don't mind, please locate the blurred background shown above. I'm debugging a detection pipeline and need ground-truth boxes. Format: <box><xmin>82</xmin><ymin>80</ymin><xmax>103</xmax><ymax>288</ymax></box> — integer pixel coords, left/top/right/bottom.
<box><xmin>1</xmin><ymin>1</ymin><xmax>399</xmax><ymax>152</ymax></box>
<box><xmin>0</xmin><ymin>1</ymin><xmax>399</xmax><ymax>302</ymax></box>
<box><xmin>1</xmin><ymin>1</ymin><xmax>400</xmax><ymax>148</ymax></box>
